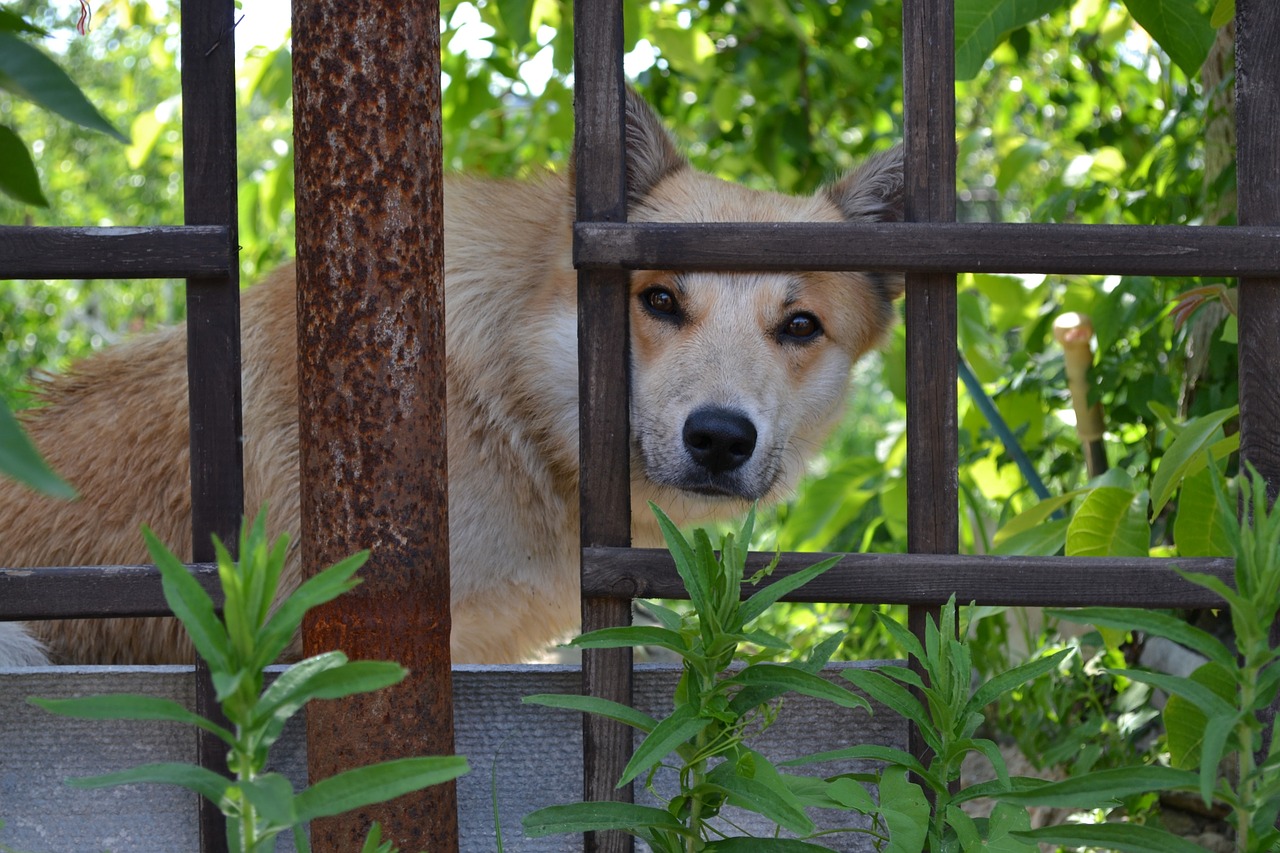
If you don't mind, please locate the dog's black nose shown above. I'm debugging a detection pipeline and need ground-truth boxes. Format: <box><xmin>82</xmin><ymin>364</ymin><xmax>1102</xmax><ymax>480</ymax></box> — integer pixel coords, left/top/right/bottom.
<box><xmin>683</xmin><ymin>408</ymin><xmax>757</xmax><ymax>474</ymax></box>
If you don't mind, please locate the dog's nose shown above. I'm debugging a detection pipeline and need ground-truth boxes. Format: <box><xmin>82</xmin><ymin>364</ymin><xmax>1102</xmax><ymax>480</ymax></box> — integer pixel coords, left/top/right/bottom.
<box><xmin>683</xmin><ymin>408</ymin><xmax>757</xmax><ymax>474</ymax></box>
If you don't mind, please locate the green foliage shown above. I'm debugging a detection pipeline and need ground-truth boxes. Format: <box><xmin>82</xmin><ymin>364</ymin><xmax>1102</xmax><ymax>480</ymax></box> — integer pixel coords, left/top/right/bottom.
<box><xmin>1031</xmin><ymin>465</ymin><xmax>1280</xmax><ymax>852</ymax></box>
<box><xmin>32</xmin><ymin>507</ymin><xmax>469</xmax><ymax>853</ymax></box>
<box><xmin>0</xmin><ymin>394</ymin><xmax>74</xmax><ymax>497</ymax></box>
<box><xmin>523</xmin><ymin>504</ymin><xmax>869</xmax><ymax>850</ymax></box>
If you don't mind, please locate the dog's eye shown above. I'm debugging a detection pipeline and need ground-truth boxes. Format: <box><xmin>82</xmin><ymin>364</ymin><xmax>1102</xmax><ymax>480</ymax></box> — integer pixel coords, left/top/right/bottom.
<box><xmin>641</xmin><ymin>287</ymin><xmax>680</xmax><ymax>317</ymax></box>
<box><xmin>780</xmin><ymin>312</ymin><xmax>822</xmax><ymax>342</ymax></box>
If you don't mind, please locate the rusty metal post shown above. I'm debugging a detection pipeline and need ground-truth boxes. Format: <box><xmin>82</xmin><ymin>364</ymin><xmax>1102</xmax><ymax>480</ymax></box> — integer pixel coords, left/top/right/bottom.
<box><xmin>292</xmin><ymin>1</ymin><xmax>456</xmax><ymax>851</ymax></box>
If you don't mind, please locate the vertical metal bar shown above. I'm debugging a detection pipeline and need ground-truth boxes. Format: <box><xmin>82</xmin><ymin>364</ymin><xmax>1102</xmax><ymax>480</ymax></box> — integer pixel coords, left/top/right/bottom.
<box><xmin>1236</xmin><ymin>0</ymin><xmax>1280</xmax><ymax>499</ymax></box>
<box><xmin>180</xmin><ymin>0</ymin><xmax>242</xmax><ymax>850</ymax></box>
<box><xmin>901</xmin><ymin>0</ymin><xmax>959</xmax><ymax>772</ymax></box>
<box><xmin>293</xmin><ymin>1</ymin><xmax>456</xmax><ymax>851</ymax></box>
<box><xmin>573</xmin><ymin>3</ymin><xmax>634</xmax><ymax>853</ymax></box>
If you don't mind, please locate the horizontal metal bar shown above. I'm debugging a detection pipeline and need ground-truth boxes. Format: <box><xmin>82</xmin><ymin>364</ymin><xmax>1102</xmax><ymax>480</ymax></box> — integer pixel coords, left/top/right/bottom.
<box><xmin>583</xmin><ymin>547</ymin><xmax>1234</xmax><ymax>609</ymax></box>
<box><xmin>0</xmin><ymin>563</ymin><xmax>222</xmax><ymax>620</ymax></box>
<box><xmin>0</xmin><ymin>225</ymin><xmax>232</xmax><ymax>280</ymax></box>
<box><xmin>575</xmin><ymin>221</ymin><xmax>1280</xmax><ymax>277</ymax></box>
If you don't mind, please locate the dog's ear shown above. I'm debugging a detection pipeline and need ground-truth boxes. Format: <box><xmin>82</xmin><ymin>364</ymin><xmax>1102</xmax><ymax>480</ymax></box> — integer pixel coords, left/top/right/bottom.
<box><xmin>823</xmin><ymin>147</ymin><xmax>905</xmax><ymax>300</ymax></box>
<box><xmin>624</xmin><ymin>88</ymin><xmax>687</xmax><ymax>207</ymax></box>
<box><xmin>824</xmin><ymin>146</ymin><xmax>904</xmax><ymax>223</ymax></box>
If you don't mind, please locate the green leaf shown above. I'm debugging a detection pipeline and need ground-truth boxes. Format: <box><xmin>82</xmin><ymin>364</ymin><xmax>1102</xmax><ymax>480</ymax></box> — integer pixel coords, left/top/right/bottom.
<box><xmin>143</xmin><ymin>526</ymin><xmax>231</xmax><ymax>673</ymax></box>
<box><xmin>0</xmin><ymin>125</ymin><xmax>49</xmax><ymax>207</ymax></box>
<box><xmin>619</xmin><ymin>703</ymin><xmax>712</xmax><ymax>787</ymax></box>
<box><xmin>522</xmin><ymin>693</ymin><xmax>659</xmax><ymax>733</ymax></box>
<box><xmin>990</xmin><ymin>517</ymin><xmax>1067</xmax><ymax>556</ymax></box>
<box><xmin>1015</xmin><ymin>821</ymin><xmax>1208</xmax><ymax>852</ymax></box>
<box><xmin>496</xmin><ymin>0</ymin><xmax>536</xmax><ymax>46</ymax></box>
<box><xmin>954</xmin><ymin>0</ymin><xmax>1067</xmax><ymax>80</ymax></box>
<box><xmin>567</xmin><ymin>625</ymin><xmax>688</xmax><ymax>655</ymax></box>
<box><xmin>239</xmin><ymin>772</ymin><xmax>298</xmax><ymax>828</ymax></box>
<box><xmin>996</xmin><ymin>765</ymin><xmax>1198</xmax><ymax>807</ymax></box>
<box><xmin>709</xmin><ymin>764</ymin><xmax>815</xmax><ymax>836</ymax></box>
<box><xmin>1150</xmin><ymin>405</ymin><xmax>1238</xmax><ymax>517</ymax></box>
<box><xmin>842</xmin><ymin>669</ymin><xmax>936</xmax><ymax>753</ymax></box>
<box><xmin>256</xmin><ymin>550</ymin><xmax>367</xmax><ymax>664</ymax></box>
<box><xmin>253</xmin><ymin>658</ymin><xmax>406</xmax><ymax>734</ymax></box>
<box><xmin>967</xmin><ymin>648</ymin><xmax>1072</xmax><ymax>715</ymax></box>
<box><xmin>1066</xmin><ymin>487</ymin><xmax>1149</xmax><ymax>557</ymax></box>
<box><xmin>705</xmin><ymin>840</ymin><xmax>835</xmax><ymax>852</ymax></box>
<box><xmin>1111</xmin><ymin>667</ymin><xmax>1236</xmax><ymax>719</ymax></box>
<box><xmin>1123</xmin><ymin>0</ymin><xmax>1216</xmax><ymax>78</ymax></box>
<box><xmin>879</xmin><ymin>769</ymin><xmax>930</xmax><ymax>853</ymax></box>
<box><xmin>0</xmin><ymin>10</ymin><xmax>48</xmax><ymax>36</ymax></box>
<box><xmin>1210</xmin><ymin>0</ymin><xmax>1234</xmax><ymax>27</ymax></box>
<box><xmin>739</xmin><ymin>555</ymin><xmax>843</xmax><ymax>625</ymax></box>
<box><xmin>30</xmin><ymin>694</ymin><xmax>233</xmax><ymax>744</ymax></box>
<box><xmin>68</xmin><ymin>761</ymin><xmax>232</xmax><ymax>803</ymax></box>
<box><xmin>0</xmin><ymin>32</ymin><xmax>128</xmax><ymax>142</ymax></box>
<box><xmin>726</xmin><ymin>663</ymin><xmax>871</xmax><ymax>712</ymax></box>
<box><xmin>1174</xmin><ymin>462</ymin><xmax>1236</xmax><ymax>556</ymax></box>
<box><xmin>0</xmin><ymin>396</ymin><xmax>71</xmax><ymax>495</ymax></box>
<box><xmin>293</xmin><ymin>756</ymin><xmax>469</xmax><ymax>822</ymax></box>
<box><xmin>523</xmin><ymin>801</ymin><xmax>696</xmax><ymax>840</ymax></box>
<box><xmin>1046</xmin><ymin>606</ymin><xmax>1234</xmax><ymax>668</ymax></box>
<box><xmin>783</xmin><ymin>744</ymin><xmax>936</xmax><ymax>788</ymax></box>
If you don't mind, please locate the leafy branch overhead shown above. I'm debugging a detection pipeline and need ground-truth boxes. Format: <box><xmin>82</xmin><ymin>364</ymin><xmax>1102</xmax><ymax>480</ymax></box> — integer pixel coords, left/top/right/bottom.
<box><xmin>0</xmin><ymin>9</ymin><xmax>128</xmax><ymax>206</ymax></box>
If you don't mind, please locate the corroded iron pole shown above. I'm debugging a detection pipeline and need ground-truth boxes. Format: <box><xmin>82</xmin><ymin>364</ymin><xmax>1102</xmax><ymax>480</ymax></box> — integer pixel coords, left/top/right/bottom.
<box><xmin>292</xmin><ymin>1</ymin><xmax>455</xmax><ymax>850</ymax></box>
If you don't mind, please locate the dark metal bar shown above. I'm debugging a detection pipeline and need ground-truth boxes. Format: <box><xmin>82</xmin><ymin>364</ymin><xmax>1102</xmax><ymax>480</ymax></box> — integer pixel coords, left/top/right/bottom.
<box><xmin>180</xmin><ymin>0</ymin><xmax>243</xmax><ymax>849</ymax></box>
<box><xmin>574</xmin><ymin>221</ymin><xmax>1280</xmax><ymax>277</ymax></box>
<box><xmin>0</xmin><ymin>563</ymin><xmax>222</xmax><ymax>619</ymax></box>
<box><xmin>0</xmin><ymin>225</ymin><xmax>231</xmax><ymax>280</ymax></box>
<box><xmin>580</xmin><ymin>547</ymin><xmax>1234</xmax><ymax>609</ymax></box>
<box><xmin>573</xmin><ymin>3</ymin><xmax>634</xmax><ymax>852</ymax></box>
<box><xmin>293</xmin><ymin>0</ymin><xmax>456</xmax><ymax>850</ymax></box>
<box><xmin>1236</xmin><ymin>0</ymin><xmax>1280</xmax><ymax>499</ymax></box>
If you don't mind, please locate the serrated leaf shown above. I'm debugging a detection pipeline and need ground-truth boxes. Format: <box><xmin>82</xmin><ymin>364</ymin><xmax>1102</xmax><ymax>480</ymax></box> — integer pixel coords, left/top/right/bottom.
<box><xmin>0</xmin><ymin>395</ymin><xmax>70</xmax><ymax>494</ymax></box>
<box><xmin>0</xmin><ymin>32</ymin><xmax>128</xmax><ymax>141</ymax></box>
<box><xmin>1066</xmin><ymin>487</ymin><xmax>1149</xmax><ymax>557</ymax></box>
<box><xmin>293</xmin><ymin>756</ymin><xmax>469</xmax><ymax>822</ymax></box>
<box><xmin>954</xmin><ymin>0</ymin><xmax>1066</xmax><ymax>80</ymax></box>
<box><xmin>522</xmin><ymin>693</ymin><xmax>659</xmax><ymax>733</ymax></box>
<box><xmin>1123</xmin><ymin>0</ymin><xmax>1216</xmax><ymax>78</ymax></box>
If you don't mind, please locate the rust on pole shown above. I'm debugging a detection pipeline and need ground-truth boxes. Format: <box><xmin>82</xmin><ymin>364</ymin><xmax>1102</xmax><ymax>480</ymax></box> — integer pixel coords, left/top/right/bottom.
<box><xmin>292</xmin><ymin>1</ymin><xmax>456</xmax><ymax>851</ymax></box>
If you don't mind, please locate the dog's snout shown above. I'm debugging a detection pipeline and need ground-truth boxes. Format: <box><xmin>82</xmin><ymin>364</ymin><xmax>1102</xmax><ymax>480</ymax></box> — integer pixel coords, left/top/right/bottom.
<box><xmin>683</xmin><ymin>408</ymin><xmax>757</xmax><ymax>474</ymax></box>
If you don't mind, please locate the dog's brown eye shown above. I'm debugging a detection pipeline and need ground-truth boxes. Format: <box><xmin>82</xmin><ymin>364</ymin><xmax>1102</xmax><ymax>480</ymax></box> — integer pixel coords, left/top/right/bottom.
<box><xmin>642</xmin><ymin>287</ymin><xmax>679</xmax><ymax>317</ymax></box>
<box><xmin>781</xmin><ymin>312</ymin><xmax>822</xmax><ymax>342</ymax></box>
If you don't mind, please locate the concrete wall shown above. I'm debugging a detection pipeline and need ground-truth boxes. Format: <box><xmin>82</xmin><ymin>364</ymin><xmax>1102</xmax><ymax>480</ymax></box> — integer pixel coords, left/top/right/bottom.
<box><xmin>0</xmin><ymin>662</ymin><xmax>906</xmax><ymax>852</ymax></box>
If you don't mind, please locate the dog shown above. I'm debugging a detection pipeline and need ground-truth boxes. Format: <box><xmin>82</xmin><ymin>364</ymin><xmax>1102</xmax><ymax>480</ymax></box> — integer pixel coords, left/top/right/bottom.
<box><xmin>0</xmin><ymin>90</ymin><xmax>903</xmax><ymax>666</ymax></box>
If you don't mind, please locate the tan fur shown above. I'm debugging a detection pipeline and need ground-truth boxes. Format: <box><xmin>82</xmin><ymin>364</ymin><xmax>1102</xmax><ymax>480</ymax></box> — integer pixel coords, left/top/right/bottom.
<box><xmin>1</xmin><ymin>95</ymin><xmax>902</xmax><ymax>665</ymax></box>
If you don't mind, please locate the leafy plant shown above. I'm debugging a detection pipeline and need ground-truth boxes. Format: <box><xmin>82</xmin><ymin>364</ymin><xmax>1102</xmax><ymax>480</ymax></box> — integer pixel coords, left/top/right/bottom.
<box><xmin>31</xmin><ymin>508</ymin><xmax>469</xmax><ymax>853</ymax></box>
<box><xmin>783</xmin><ymin>596</ymin><xmax>1073</xmax><ymax>852</ymax></box>
<box><xmin>1000</xmin><ymin>464</ymin><xmax>1280</xmax><ymax>852</ymax></box>
<box><xmin>523</xmin><ymin>504</ymin><xmax>872</xmax><ymax>851</ymax></box>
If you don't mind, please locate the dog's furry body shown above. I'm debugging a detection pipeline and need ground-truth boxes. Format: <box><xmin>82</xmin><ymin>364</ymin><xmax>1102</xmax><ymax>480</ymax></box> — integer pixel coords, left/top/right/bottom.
<box><xmin>0</xmin><ymin>94</ymin><xmax>903</xmax><ymax>666</ymax></box>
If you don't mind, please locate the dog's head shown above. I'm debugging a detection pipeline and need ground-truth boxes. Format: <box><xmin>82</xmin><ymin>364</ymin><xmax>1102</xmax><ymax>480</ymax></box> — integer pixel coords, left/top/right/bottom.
<box><xmin>618</xmin><ymin>92</ymin><xmax>904</xmax><ymax>513</ymax></box>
